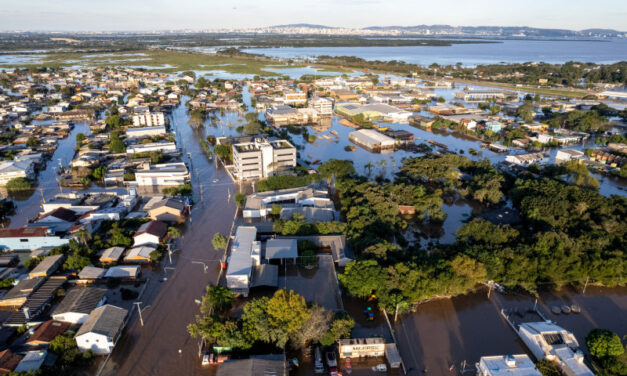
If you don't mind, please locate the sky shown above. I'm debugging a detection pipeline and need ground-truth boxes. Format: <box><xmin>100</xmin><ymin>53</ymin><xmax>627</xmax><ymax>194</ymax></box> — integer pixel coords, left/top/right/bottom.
<box><xmin>1</xmin><ymin>0</ymin><xmax>626</xmax><ymax>32</ymax></box>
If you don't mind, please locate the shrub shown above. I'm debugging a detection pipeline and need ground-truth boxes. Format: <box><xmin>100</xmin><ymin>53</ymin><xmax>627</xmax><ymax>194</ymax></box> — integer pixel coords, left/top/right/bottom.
<box><xmin>5</xmin><ymin>177</ymin><xmax>32</xmax><ymax>191</ymax></box>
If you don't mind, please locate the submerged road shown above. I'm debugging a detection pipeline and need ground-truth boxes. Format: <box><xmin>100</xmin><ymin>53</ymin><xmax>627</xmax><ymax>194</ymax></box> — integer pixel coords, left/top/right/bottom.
<box><xmin>102</xmin><ymin>99</ymin><xmax>237</xmax><ymax>376</ymax></box>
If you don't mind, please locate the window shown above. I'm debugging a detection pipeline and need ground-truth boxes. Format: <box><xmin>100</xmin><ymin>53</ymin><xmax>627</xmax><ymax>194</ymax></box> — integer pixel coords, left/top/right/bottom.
<box><xmin>20</xmin><ymin>239</ymin><xmax>28</xmax><ymax>242</ymax></box>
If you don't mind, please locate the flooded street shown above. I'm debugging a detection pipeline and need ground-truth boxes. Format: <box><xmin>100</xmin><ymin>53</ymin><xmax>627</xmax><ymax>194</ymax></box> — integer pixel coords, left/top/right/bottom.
<box><xmin>394</xmin><ymin>286</ymin><xmax>627</xmax><ymax>375</ymax></box>
<box><xmin>6</xmin><ymin>121</ymin><xmax>89</xmax><ymax>228</ymax></box>
<box><xmin>101</xmin><ymin>98</ymin><xmax>237</xmax><ymax>376</ymax></box>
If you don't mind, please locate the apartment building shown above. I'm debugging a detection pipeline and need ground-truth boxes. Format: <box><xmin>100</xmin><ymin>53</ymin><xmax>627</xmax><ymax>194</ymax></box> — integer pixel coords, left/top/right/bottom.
<box><xmin>283</xmin><ymin>91</ymin><xmax>307</xmax><ymax>106</ymax></box>
<box><xmin>132</xmin><ymin>111</ymin><xmax>165</xmax><ymax>127</ymax></box>
<box><xmin>134</xmin><ymin>162</ymin><xmax>190</xmax><ymax>186</ymax></box>
<box><xmin>308</xmin><ymin>97</ymin><xmax>333</xmax><ymax>115</ymax></box>
<box><xmin>265</xmin><ymin>106</ymin><xmax>319</xmax><ymax>126</ymax></box>
<box><xmin>232</xmin><ymin>138</ymin><xmax>296</xmax><ymax>179</ymax></box>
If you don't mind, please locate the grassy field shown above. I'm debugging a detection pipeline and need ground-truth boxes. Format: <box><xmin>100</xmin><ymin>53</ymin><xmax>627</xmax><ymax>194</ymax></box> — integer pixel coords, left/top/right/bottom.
<box><xmin>3</xmin><ymin>48</ymin><xmax>592</xmax><ymax>98</ymax></box>
<box><xmin>12</xmin><ymin>49</ymin><xmax>302</xmax><ymax>76</ymax></box>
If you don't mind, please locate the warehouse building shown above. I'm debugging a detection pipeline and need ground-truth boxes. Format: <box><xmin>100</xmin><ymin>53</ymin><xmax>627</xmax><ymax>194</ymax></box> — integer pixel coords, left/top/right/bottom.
<box><xmin>348</xmin><ymin>129</ymin><xmax>396</xmax><ymax>151</ymax></box>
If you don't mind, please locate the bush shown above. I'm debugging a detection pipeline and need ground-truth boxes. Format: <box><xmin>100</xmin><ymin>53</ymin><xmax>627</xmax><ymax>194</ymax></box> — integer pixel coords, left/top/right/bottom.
<box><xmin>5</xmin><ymin>177</ymin><xmax>32</xmax><ymax>191</ymax></box>
<box><xmin>149</xmin><ymin>249</ymin><xmax>163</xmax><ymax>261</ymax></box>
<box><xmin>163</xmin><ymin>184</ymin><xmax>192</xmax><ymax>196</ymax></box>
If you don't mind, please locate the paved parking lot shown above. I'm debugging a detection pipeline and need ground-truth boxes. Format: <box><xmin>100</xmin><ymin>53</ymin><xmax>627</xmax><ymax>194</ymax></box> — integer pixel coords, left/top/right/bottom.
<box><xmin>280</xmin><ymin>254</ymin><xmax>343</xmax><ymax>311</ymax></box>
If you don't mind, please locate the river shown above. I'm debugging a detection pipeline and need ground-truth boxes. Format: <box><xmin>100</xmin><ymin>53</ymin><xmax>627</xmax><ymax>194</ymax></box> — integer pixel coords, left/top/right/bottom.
<box><xmin>243</xmin><ymin>38</ymin><xmax>627</xmax><ymax>67</ymax></box>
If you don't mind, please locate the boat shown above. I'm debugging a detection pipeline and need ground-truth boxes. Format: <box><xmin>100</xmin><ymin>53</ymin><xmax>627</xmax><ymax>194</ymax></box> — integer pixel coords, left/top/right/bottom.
<box><xmin>561</xmin><ymin>304</ymin><xmax>571</xmax><ymax>314</ymax></box>
<box><xmin>551</xmin><ymin>306</ymin><xmax>561</xmax><ymax>314</ymax></box>
<box><xmin>372</xmin><ymin>364</ymin><xmax>387</xmax><ymax>372</ymax></box>
<box><xmin>570</xmin><ymin>304</ymin><xmax>581</xmax><ymax>313</ymax></box>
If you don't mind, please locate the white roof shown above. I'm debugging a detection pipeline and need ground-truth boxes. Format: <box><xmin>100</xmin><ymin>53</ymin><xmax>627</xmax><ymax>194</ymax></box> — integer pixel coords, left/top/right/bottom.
<box><xmin>226</xmin><ymin>227</ymin><xmax>256</xmax><ymax>284</ymax></box>
<box><xmin>105</xmin><ymin>265</ymin><xmax>140</xmax><ymax>278</ymax></box>
<box><xmin>478</xmin><ymin>354</ymin><xmax>541</xmax><ymax>376</ymax></box>
<box><xmin>124</xmin><ymin>246</ymin><xmax>155</xmax><ymax>260</ymax></box>
<box><xmin>349</xmin><ymin>129</ymin><xmax>396</xmax><ymax>147</ymax></box>
<box><xmin>265</xmin><ymin>239</ymin><xmax>298</xmax><ymax>259</ymax></box>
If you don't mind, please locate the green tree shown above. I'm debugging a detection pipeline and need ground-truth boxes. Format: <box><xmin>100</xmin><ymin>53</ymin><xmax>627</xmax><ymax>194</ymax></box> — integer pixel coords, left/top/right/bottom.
<box><xmin>167</xmin><ymin>227</ymin><xmax>180</xmax><ymax>241</ymax></box>
<box><xmin>212</xmin><ymin>233</ymin><xmax>227</xmax><ymax>250</ymax></box>
<box><xmin>265</xmin><ymin>289</ymin><xmax>311</xmax><ymax>348</ymax></box>
<box><xmin>5</xmin><ymin>177</ymin><xmax>32</xmax><ymax>192</ymax></box>
<box><xmin>234</xmin><ymin>193</ymin><xmax>246</xmax><ymax>208</ymax></box>
<box><xmin>75</xmin><ymin>228</ymin><xmax>92</xmax><ymax>247</ymax></box>
<box><xmin>92</xmin><ymin>165</ymin><xmax>106</xmax><ymax>180</ymax></box>
<box><xmin>49</xmin><ymin>331</ymin><xmax>93</xmax><ymax>371</ymax></box>
<box><xmin>75</xmin><ymin>133</ymin><xmax>87</xmax><ymax>144</ymax></box>
<box><xmin>63</xmin><ymin>253</ymin><xmax>91</xmax><ymax>271</ymax></box>
<box><xmin>200</xmin><ymin>284</ymin><xmax>236</xmax><ymax>315</ymax></box>
<box><xmin>586</xmin><ymin>329</ymin><xmax>625</xmax><ymax>359</ymax></box>
<box><xmin>536</xmin><ymin>359</ymin><xmax>561</xmax><ymax>376</ymax></box>
<box><xmin>318</xmin><ymin>159</ymin><xmax>355</xmax><ymax>180</ymax></box>
<box><xmin>320</xmin><ymin>314</ymin><xmax>355</xmax><ymax>346</ymax></box>
<box><xmin>108</xmin><ymin>133</ymin><xmax>126</xmax><ymax>153</ymax></box>
<box><xmin>338</xmin><ymin>260</ymin><xmax>387</xmax><ymax>298</ymax></box>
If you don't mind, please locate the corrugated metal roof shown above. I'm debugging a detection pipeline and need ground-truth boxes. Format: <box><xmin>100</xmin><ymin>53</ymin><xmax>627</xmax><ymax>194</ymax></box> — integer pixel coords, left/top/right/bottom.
<box><xmin>75</xmin><ymin>304</ymin><xmax>127</xmax><ymax>339</ymax></box>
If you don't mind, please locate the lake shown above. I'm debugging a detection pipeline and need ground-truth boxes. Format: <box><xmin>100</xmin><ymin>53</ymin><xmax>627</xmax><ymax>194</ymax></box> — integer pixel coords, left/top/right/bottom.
<box><xmin>243</xmin><ymin>38</ymin><xmax>627</xmax><ymax>67</ymax></box>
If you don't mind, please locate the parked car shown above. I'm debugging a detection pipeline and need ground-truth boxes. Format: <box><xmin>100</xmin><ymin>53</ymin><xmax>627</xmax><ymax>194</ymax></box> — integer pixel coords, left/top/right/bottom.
<box><xmin>201</xmin><ymin>353</ymin><xmax>211</xmax><ymax>366</ymax></box>
<box><xmin>326</xmin><ymin>351</ymin><xmax>337</xmax><ymax>368</ymax></box>
<box><xmin>314</xmin><ymin>346</ymin><xmax>325</xmax><ymax>373</ymax></box>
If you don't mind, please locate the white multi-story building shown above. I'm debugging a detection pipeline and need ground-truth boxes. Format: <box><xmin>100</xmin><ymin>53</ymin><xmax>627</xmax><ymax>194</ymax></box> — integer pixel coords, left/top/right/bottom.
<box><xmin>0</xmin><ymin>160</ymin><xmax>35</xmax><ymax>185</ymax></box>
<box><xmin>232</xmin><ymin>138</ymin><xmax>296</xmax><ymax>180</ymax></box>
<box><xmin>126</xmin><ymin>142</ymin><xmax>177</xmax><ymax>155</ymax></box>
<box><xmin>132</xmin><ymin>111</ymin><xmax>165</xmax><ymax>127</ymax></box>
<box><xmin>135</xmin><ymin>162</ymin><xmax>190</xmax><ymax>186</ymax></box>
<box><xmin>283</xmin><ymin>91</ymin><xmax>307</xmax><ymax>106</ymax></box>
<box><xmin>308</xmin><ymin>97</ymin><xmax>333</xmax><ymax>115</ymax></box>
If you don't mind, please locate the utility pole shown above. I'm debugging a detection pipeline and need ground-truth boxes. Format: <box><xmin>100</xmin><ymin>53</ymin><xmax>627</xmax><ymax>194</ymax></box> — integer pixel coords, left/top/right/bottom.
<box><xmin>134</xmin><ymin>302</ymin><xmax>146</xmax><ymax>327</ymax></box>
<box><xmin>582</xmin><ymin>276</ymin><xmax>590</xmax><ymax>295</ymax></box>
<box><xmin>167</xmin><ymin>242</ymin><xmax>172</xmax><ymax>264</ymax></box>
<box><xmin>394</xmin><ymin>303</ymin><xmax>399</xmax><ymax>323</ymax></box>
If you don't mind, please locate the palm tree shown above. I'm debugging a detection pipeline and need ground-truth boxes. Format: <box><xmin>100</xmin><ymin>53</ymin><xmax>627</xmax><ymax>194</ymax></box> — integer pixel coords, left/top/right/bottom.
<box><xmin>365</xmin><ymin>161</ymin><xmax>374</xmax><ymax>177</ymax></box>
<box><xmin>75</xmin><ymin>228</ymin><xmax>91</xmax><ymax>247</ymax></box>
<box><xmin>167</xmin><ymin>227</ymin><xmax>181</xmax><ymax>241</ymax></box>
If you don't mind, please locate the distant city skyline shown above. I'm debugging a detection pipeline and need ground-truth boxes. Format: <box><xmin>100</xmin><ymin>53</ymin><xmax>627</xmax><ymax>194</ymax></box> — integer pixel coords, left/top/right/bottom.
<box><xmin>1</xmin><ymin>0</ymin><xmax>626</xmax><ymax>32</ymax></box>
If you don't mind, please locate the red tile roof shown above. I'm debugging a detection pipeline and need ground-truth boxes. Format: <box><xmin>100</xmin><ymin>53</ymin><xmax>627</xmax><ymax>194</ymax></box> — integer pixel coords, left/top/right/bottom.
<box><xmin>0</xmin><ymin>227</ymin><xmax>49</xmax><ymax>238</ymax></box>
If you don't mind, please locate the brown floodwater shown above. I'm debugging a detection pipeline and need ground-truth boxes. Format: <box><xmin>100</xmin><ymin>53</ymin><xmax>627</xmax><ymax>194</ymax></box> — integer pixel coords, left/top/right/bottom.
<box><xmin>394</xmin><ymin>285</ymin><xmax>627</xmax><ymax>375</ymax></box>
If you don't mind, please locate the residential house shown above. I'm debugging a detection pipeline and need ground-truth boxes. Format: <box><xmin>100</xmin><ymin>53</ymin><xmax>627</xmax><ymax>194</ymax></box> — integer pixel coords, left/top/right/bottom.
<box><xmin>476</xmin><ymin>354</ymin><xmax>541</xmax><ymax>376</ymax></box>
<box><xmin>99</xmin><ymin>246</ymin><xmax>125</xmax><ymax>264</ymax></box>
<box><xmin>104</xmin><ymin>265</ymin><xmax>140</xmax><ymax>280</ymax></box>
<box><xmin>143</xmin><ymin>196</ymin><xmax>186</xmax><ymax>223</ymax></box>
<box><xmin>28</xmin><ymin>254</ymin><xmax>65</xmax><ymax>279</ymax></box>
<box><xmin>124</xmin><ymin>246</ymin><xmax>156</xmax><ymax>263</ymax></box>
<box><xmin>133</xmin><ymin>220</ymin><xmax>167</xmax><ymax>247</ymax></box>
<box><xmin>52</xmin><ymin>287</ymin><xmax>107</xmax><ymax>324</ymax></box>
<box><xmin>14</xmin><ymin>351</ymin><xmax>46</xmax><ymax>373</ymax></box>
<box><xmin>0</xmin><ymin>349</ymin><xmax>22</xmax><ymax>374</ymax></box>
<box><xmin>75</xmin><ymin>304</ymin><xmax>128</xmax><ymax>354</ymax></box>
<box><xmin>26</xmin><ymin>320</ymin><xmax>71</xmax><ymax>346</ymax></box>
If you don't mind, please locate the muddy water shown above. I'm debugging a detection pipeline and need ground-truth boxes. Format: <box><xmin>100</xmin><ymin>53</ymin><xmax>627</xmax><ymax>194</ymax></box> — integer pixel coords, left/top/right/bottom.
<box><xmin>394</xmin><ymin>286</ymin><xmax>627</xmax><ymax>375</ymax></box>
<box><xmin>7</xmin><ymin>121</ymin><xmax>89</xmax><ymax>228</ymax></box>
<box><xmin>101</xmin><ymin>98</ymin><xmax>237</xmax><ymax>376</ymax></box>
